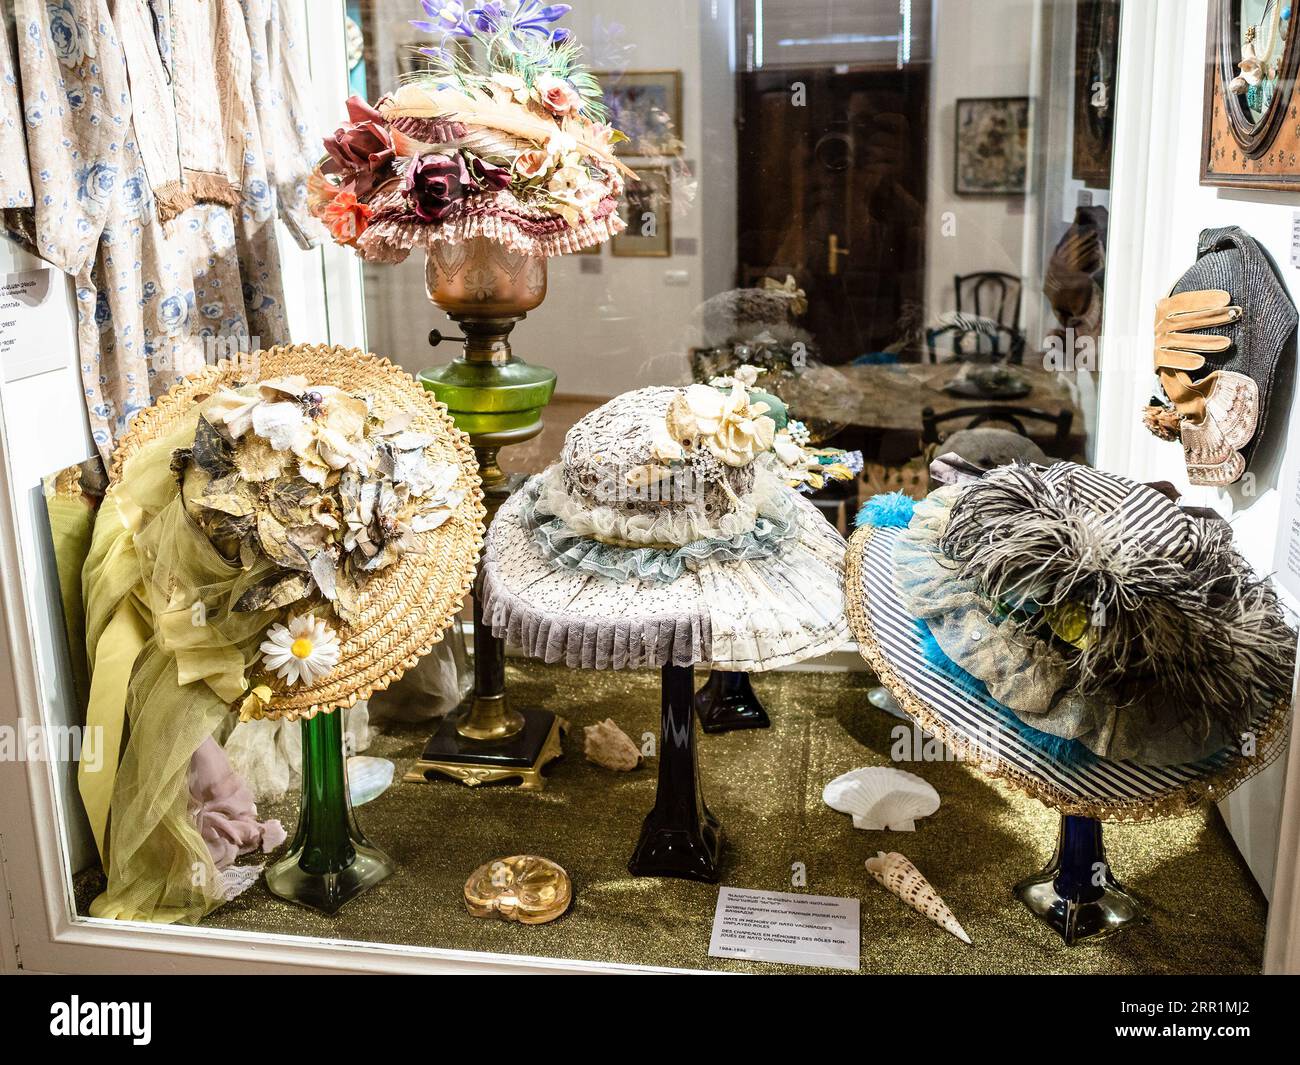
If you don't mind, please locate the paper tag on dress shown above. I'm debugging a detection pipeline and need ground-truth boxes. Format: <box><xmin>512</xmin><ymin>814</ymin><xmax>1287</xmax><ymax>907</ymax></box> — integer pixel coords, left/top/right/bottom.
<box><xmin>1291</xmin><ymin>212</ymin><xmax>1300</xmax><ymax>269</ymax></box>
<box><xmin>708</xmin><ymin>887</ymin><xmax>860</xmax><ymax>971</ymax></box>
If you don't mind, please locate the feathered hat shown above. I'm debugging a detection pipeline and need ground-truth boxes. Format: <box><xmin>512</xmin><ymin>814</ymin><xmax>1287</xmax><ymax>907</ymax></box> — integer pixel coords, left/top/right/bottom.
<box><xmin>846</xmin><ymin>460</ymin><xmax>1292</xmax><ymax>817</ymax></box>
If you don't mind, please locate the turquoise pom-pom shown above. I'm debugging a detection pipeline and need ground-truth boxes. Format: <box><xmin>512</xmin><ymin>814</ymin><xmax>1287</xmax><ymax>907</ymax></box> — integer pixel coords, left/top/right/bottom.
<box><xmin>855</xmin><ymin>492</ymin><xmax>916</xmax><ymax>529</ymax></box>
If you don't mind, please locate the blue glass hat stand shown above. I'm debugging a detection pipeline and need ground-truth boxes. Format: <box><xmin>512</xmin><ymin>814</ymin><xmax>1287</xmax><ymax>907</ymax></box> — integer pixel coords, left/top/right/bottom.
<box><xmin>869</xmin><ymin>692</ymin><xmax>1143</xmax><ymax>944</ymax></box>
<box><xmin>1014</xmin><ymin>814</ymin><xmax>1145</xmax><ymax>944</ymax></box>
<box><xmin>695</xmin><ymin>669</ymin><xmax>769</xmax><ymax>733</ymax></box>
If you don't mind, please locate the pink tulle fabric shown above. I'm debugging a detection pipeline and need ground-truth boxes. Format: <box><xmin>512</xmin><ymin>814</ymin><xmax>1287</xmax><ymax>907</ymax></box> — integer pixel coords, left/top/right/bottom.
<box><xmin>187</xmin><ymin>737</ymin><xmax>287</xmax><ymax>869</ymax></box>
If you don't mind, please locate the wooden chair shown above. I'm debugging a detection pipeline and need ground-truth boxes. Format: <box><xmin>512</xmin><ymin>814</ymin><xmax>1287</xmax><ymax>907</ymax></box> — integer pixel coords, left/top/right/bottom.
<box><xmin>922</xmin><ymin>404</ymin><xmax>1074</xmax><ymax>455</ymax></box>
<box><xmin>956</xmin><ymin>271</ymin><xmax>1023</xmax><ymax>329</ymax></box>
<box><xmin>937</xmin><ymin>271</ymin><xmax>1026</xmax><ymax>363</ymax></box>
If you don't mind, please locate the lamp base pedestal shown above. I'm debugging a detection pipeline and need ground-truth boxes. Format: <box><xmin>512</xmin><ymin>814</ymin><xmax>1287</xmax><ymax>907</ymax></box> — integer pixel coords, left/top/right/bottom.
<box><xmin>1013</xmin><ymin>814</ymin><xmax>1144</xmax><ymax>945</ymax></box>
<box><xmin>413</xmin><ymin>304</ymin><xmax>560</xmax><ymax>790</ymax></box>
<box><xmin>695</xmin><ymin>670</ymin><xmax>769</xmax><ymax>733</ymax></box>
<box><xmin>405</xmin><ymin>702</ymin><xmax>564</xmax><ymax>790</ymax></box>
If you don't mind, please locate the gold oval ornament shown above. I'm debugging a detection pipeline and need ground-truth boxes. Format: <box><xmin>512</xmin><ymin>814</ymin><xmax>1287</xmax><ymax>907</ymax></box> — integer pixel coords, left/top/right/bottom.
<box><xmin>464</xmin><ymin>855</ymin><xmax>572</xmax><ymax>925</ymax></box>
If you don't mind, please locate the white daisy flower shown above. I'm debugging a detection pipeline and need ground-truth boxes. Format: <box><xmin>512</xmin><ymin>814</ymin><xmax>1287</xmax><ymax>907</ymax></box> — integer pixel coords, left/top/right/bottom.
<box><xmin>260</xmin><ymin>615</ymin><xmax>341</xmax><ymax>687</ymax></box>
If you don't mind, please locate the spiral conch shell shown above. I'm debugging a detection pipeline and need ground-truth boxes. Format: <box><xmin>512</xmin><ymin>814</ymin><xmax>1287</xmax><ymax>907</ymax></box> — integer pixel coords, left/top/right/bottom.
<box><xmin>865</xmin><ymin>851</ymin><xmax>971</xmax><ymax>944</ymax></box>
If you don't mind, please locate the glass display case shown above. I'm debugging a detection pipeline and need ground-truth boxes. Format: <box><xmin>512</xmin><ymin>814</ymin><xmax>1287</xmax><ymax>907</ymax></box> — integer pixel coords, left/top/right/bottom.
<box><xmin>1</xmin><ymin>0</ymin><xmax>1298</xmax><ymax>979</ymax></box>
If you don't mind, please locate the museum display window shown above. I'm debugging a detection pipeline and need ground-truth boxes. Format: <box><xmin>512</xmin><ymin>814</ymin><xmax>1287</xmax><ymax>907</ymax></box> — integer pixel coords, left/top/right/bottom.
<box><xmin>0</xmin><ymin>0</ymin><xmax>1298</xmax><ymax>979</ymax></box>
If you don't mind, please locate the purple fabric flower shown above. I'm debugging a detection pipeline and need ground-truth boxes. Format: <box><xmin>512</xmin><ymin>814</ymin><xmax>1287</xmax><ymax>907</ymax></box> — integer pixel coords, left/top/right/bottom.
<box><xmin>466</xmin><ymin>1</ymin><xmax>570</xmax><ymax>44</ymax></box>
<box><xmin>468</xmin><ymin>1</ymin><xmax>506</xmax><ymax>32</ymax></box>
<box><xmin>404</xmin><ymin>153</ymin><xmax>468</xmax><ymax>222</ymax></box>
<box><xmin>322</xmin><ymin>96</ymin><xmax>395</xmax><ymax>200</ymax></box>
<box><xmin>411</xmin><ymin>1</ymin><xmax>474</xmax><ymax>37</ymax></box>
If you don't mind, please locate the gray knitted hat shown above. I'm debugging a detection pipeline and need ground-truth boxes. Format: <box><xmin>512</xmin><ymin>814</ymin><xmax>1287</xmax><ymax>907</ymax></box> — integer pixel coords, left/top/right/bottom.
<box><xmin>1146</xmin><ymin>226</ymin><xmax>1297</xmax><ymax>485</ymax></box>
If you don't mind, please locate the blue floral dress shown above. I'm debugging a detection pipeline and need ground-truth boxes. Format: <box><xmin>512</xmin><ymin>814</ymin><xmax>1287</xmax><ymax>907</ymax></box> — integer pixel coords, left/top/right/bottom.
<box><xmin>8</xmin><ymin>0</ymin><xmax>320</xmax><ymax>459</ymax></box>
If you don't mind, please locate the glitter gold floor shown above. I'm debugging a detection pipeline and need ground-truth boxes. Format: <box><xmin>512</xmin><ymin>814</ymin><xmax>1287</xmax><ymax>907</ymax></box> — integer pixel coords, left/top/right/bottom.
<box><xmin>77</xmin><ymin>662</ymin><xmax>1268</xmax><ymax>973</ymax></box>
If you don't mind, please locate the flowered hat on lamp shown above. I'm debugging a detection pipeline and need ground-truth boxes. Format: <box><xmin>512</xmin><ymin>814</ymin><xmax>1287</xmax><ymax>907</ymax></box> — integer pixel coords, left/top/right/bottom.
<box><xmin>481</xmin><ymin>380</ymin><xmax>850</xmax><ymax>671</ymax></box>
<box><xmin>308</xmin><ymin>1</ymin><xmax>634</xmax><ymax>262</ymax></box>
<box><xmin>82</xmin><ymin>345</ymin><xmax>484</xmax><ymax>922</ymax></box>
<box><xmin>847</xmin><ymin>459</ymin><xmax>1293</xmax><ymax>819</ymax></box>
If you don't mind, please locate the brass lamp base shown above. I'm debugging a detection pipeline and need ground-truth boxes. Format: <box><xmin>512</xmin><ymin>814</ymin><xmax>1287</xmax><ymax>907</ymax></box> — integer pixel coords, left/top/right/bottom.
<box><xmin>405</xmin><ymin>705</ymin><xmax>565</xmax><ymax>791</ymax></box>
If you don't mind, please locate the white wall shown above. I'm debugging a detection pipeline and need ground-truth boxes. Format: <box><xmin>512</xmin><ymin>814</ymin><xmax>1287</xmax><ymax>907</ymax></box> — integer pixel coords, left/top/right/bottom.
<box><xmin>365</xmin><ymin>0</ymin><xmax>736</xmax><ymax>396</ymax></box>
<box><xmin>1100</xmin><ymin>0</ymin><xmax>1300</xmax><ymax>895</ymax></box>
<box><xmin>0</xmin><ymin>243</ymin><xmax>99</xmax><ymax>874</ymax></box>
<box><xmin>925</xmin><ymin>0</ymin><xmax>1035</xmax><ymax>326</ymax></box>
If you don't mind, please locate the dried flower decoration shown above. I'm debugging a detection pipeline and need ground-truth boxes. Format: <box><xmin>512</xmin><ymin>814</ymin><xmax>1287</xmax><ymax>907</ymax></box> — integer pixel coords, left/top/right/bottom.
<box><xmin>177</xmin><ymin>376</ymin><xmax>466</xmax><ymax>635</ymax></box>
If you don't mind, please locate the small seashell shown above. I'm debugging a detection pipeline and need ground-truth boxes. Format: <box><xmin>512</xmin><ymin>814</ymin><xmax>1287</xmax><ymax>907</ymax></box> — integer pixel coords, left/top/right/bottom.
<box><xmin>583</xmin><ymin>718</ymin><xmax>641</xmax><ymax>771</ymax></box>
<box><xmin>822</xmin><ymin>767</ymin><xmax>940</xmax><ymax>831</ymax></box>
<box><xmin>346</xmin><ymin>756</ymin><xmax>394</xmax><ymax>806</ymax></box>
<box><xmin>866</xmin><ymin>851</ymin><xmax>971</xmax><ymax>944</ymax></box>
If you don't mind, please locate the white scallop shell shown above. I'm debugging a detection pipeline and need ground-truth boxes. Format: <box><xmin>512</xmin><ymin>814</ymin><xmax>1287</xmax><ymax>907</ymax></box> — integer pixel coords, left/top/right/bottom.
<box><xmin>822</xmin><ymin>767</ymin><xmax>940</xmax><ymax>831</ymax></box>
<box><xmin>347</xmin><ymin>756</ymin><xmax>395</xmax><ymax>807</ymax></box>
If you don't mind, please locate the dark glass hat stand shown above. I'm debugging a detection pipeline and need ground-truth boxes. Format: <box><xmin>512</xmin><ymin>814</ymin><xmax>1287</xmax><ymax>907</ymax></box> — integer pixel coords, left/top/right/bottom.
<box><xmin>265</xmin><ymin>711</ymin><xmax>394</xmax><ymax>914</ymax></box>
<box><xmin>629</xmin><ymin>664</ymin><xmax>723</xmax><ymax>882</ymax></box>
<box><xmin>1014</xmin><ymin>814</ymin><xmax>1144</xmax><ymax>944</ymax></box>
<box><xmin>695</xmin><ymin>669</ymin><xmax>770</xmax><ymax>733</ymax></box>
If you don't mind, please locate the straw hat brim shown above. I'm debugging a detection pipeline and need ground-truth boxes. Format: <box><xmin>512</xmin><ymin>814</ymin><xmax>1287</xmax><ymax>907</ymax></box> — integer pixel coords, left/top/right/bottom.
<box><xmin>845</xmin><ymin>523</ymin><xmax>1290</xmax><ymax>823</ymax></box>
<box><xmin>111</xmin><ymin>344</ymin><xmax>486</xmax><ymax>721</ymax></box>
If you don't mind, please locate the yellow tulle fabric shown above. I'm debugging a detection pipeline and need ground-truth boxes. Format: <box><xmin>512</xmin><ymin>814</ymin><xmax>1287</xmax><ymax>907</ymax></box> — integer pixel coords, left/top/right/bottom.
<box><xmin>81</xmin><ymin>406</ymin><xmax>279</xmax><ymax>923</ymax></box>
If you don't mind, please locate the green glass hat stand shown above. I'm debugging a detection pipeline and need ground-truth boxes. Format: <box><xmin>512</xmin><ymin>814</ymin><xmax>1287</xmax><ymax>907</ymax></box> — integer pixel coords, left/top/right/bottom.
<box><xmin>265</xmin><ymin>710</ymin><xmax>394</xmax><ymax>914</ymax></box>
<box><xmin>406</xmin><ymin>238</ymin><xmax>564</xmax><ymax>789</ymax></box>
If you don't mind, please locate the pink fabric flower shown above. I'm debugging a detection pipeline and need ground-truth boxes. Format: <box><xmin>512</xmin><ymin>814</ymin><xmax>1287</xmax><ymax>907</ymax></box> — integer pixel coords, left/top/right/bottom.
<box><xmin>322</xmin><ymin>96</ymin><xmax>396</xmax><ymax>200</ymax></box>
<box><xmin>513</xmin><ymin>148</ymin><xmax>550</xmax><ymax>180</ymax></box>
<box><xmin>536</xmin><ymin>74</ymin><xmax>582</xmax><ymax>116</ymax></box>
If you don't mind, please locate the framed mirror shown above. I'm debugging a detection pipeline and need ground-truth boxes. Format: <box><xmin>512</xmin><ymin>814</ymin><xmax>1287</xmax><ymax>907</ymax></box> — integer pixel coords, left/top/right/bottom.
<box><xmin>1202</xmin><ymin>0</ymin><xmax>1300</xmax><ymax>187</ymax></box>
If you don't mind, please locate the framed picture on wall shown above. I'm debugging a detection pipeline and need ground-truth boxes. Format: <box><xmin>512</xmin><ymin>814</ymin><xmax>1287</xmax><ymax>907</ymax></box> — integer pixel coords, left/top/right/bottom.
<box><xmin>954</xmin><ymin>96</ymin><xmax>1030</xmax><ymax>195</ymax></box>
<box><xmin>595</xmin><ymin>70</ymin><xmax>683</xmax><ymax>156</ymax></box>
<box><xmin>1201</xmin><ymin>0</ymin><xmax>1300</xmax><ymax>190</ymax></box>
<box><xmin>612</xmin><ymin>166</ymin><xmax>672</xmax><ymax>257</ymax></box>
<box><xmin>1072</xmin><ymin>0</ymin><xmax>1121</xmax><ymax>188</ymax></box>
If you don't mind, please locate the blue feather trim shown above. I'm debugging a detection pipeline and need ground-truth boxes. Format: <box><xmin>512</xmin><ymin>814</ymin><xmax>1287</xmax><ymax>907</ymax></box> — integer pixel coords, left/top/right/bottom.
<box><xmin>856</xmin><ymin>492</ymin><xmax>916</xmax><ymax>529</ymax></box>
<box><xmin>913</xmin><ymin>618</ymin><xmax>1099</xmax><ymax>768</ymax></box>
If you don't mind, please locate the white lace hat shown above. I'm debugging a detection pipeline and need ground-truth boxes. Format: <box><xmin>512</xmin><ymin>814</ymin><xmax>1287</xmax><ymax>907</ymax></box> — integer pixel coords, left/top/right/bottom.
<box><xmin>481</xmin><ymin>385</ymin><xmax>850</xmax><ymax>670</ymax></box>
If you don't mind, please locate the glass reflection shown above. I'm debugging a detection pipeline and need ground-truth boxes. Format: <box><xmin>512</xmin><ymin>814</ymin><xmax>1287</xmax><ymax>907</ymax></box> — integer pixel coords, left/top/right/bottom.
<box><xmin>351</xmin><ymin>0</ymin><xmax>1118</xmax><ymax>513</ymax></box>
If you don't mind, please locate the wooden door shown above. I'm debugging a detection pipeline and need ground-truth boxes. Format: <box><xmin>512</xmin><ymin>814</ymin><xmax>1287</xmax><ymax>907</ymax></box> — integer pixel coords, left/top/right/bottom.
<box><xmin>737</xmin><ymin>67</ymin><xmax>929</xmax><ymax>364</ymax></box>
